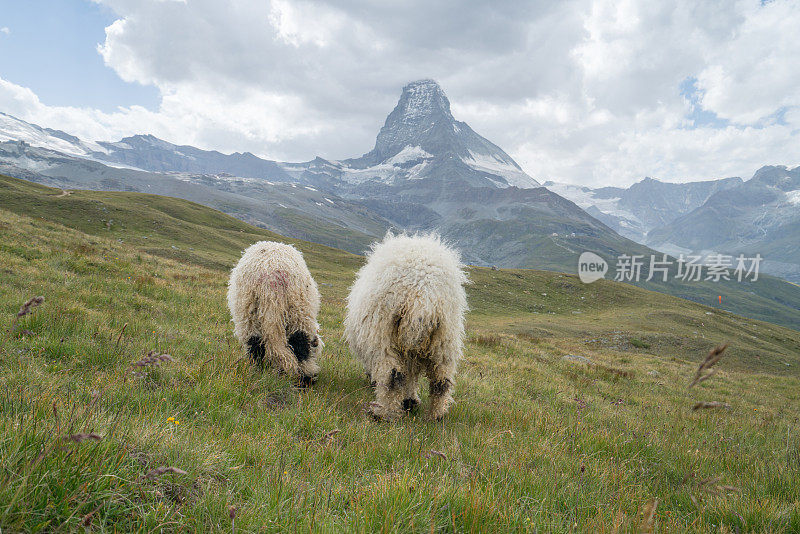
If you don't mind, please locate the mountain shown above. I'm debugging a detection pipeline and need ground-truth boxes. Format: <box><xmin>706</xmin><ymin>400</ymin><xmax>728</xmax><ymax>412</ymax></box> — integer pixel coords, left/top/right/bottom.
<box><xmin>0</xmin><ymin>80</ymin><xmax>599</xmax><ymax>272</ymax></box>
<box><xmin>0</xmin><ymin>111</ymin><xmax>107</xmax><ymax>157</ymax></box>
<box><xmin>64</xmin><ymin>81</ymin><xmax>537</xmax><ymax>191</ymax></box>
<box><xmin>94</xmin><ymin>134</ymin><xmax>294</xmax><ymax>182</ymax></box>
<box><xmin>545</xmin><ymin>176</ymin><xmax>744</xmax><ymax>242</ymax></box>
<box><xmin>544</xmin><ymin>171</ymin><xmax>800</xmax><ymax>284</ymax></box>
<box><xmin>338</xmin><ymin>79</ymin><xmax>538</xmax><ymax>189</ymax></box>
<box><xmin>317</xmin><ymin>80</ymin><xmax>634</xmax><ymax>269</ymax></box>
<box><xmin>647</xmin><ymin>165</ymin><xmax>800</xmax><ymax>283</ymax></box>
<box><xmin>2</xmin><ymin>82</ymin><xmax>799</xmax><ymax>329</ymax></box>
<box><xmin>0</xmin><ymin>139</ymin><xmax>390</xmax><ymax>253</ymax></box>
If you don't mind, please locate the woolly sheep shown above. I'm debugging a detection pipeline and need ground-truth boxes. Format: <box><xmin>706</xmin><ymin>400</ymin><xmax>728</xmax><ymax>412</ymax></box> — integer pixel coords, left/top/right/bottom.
<box><xmin>344</xmin><ymin>233</ymin><xmax>468</xmax><ymax>421</ymax></box>
<box><xmin>228</xmin><ymin>241</ymin><xmax>322</xmax><ymax>385</ymax></box>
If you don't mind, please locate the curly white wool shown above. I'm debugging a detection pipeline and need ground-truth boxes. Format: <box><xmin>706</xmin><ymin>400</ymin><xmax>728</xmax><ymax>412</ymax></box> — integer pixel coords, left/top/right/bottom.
<box><xmin>345</xmin><ymin>233</ymin><xmax>468</xmax><ymax>420</ymax></box>
<box><xmin>227</xmin><ymin>241</ymin><xmax>321</xmax><ymax>384</ymax></box>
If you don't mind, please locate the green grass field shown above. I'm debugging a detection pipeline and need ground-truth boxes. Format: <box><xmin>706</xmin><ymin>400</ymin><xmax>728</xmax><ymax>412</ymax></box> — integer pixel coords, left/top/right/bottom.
<box><xmin>1</xmin><ymin>176</ymin><xmax>799</xmax><ymax>532</ymax></box>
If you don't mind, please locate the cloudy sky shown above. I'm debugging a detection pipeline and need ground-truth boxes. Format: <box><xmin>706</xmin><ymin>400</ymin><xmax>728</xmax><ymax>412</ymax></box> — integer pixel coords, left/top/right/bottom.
<box><xmin>0</xmin><ymin>0</ymin><xmax>798</xmax><ymax>186</ymax></box>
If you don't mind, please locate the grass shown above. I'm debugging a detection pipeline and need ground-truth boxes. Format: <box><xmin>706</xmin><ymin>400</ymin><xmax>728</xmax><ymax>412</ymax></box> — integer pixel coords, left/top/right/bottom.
<box><xmin>444</xmin><ymin>207</ymin><xmax>800</xmax><ymax>331</ymax></box>
<box><xmin>1</xmin><ymin>178</ymin><xmax>800</xmax><ymax>532</ymax></box>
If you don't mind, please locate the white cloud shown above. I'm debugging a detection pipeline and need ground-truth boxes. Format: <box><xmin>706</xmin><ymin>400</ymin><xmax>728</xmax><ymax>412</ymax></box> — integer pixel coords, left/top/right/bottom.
<box><xmin>696</xmin><ymin>0</ymin><xmax>800</xmax><ymax>124</ymax></box>
<box><xmin>1</xmin><ymin>0</ymin><xmax>798</xmax><ymax>186</ymax></box>
<box><xmin>0</xmin><ymin>27</ymin><xmax>10</xmax><ymax>35</ymax></box>
<box><xmin>0</xmin><ymin>75</ymin><xmax>332</xmax><ymax>158</ymax></box>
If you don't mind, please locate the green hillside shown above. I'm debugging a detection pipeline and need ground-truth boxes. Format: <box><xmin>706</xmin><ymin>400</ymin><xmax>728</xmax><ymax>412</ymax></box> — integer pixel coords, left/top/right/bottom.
<box><xmin>1</xmin><ymin>176</ymin><xmax>799</xmax><ymax>532</ymax></box>
<box><xmin>2</xmin><ymin>175</ymin><xmax>798</xmax><ymax>331</ymax></box>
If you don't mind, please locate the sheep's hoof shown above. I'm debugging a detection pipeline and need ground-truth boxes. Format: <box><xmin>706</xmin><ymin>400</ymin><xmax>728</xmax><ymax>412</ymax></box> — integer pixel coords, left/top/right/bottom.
<box><xmin>364</xmin><ymin>402</ymin><xmax>383</xmax><ymax>420</ymax></box>
<box><xmin>364</xmin><ymin>402</ymin><xmax>400</xmax><ymax>422</ymax></box>
<box><xmin>298</xmin><ymin>375</ymin><xmax>318</xmax><ymax>388</ymax></box>
<box><xmin>366</xmin><ymin>373</ymin><xmax>376</xmax><ymax>389</ymax></box>
<box><xmin>402</xmin><ymin>398</ymin><xmax>419</xmax><ymax>413</ymax></box>
<box><xmin>429</xmin><ymin>406</ymin><xmax>451</xmax><ymax>422</ymax></box>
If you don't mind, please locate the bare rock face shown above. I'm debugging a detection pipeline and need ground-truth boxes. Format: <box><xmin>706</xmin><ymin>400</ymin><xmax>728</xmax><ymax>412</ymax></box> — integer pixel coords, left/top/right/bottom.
<box><xmin>344</xmin><ymin>79</ymin><xmax>539</xmax><ymax>190</ymax></box>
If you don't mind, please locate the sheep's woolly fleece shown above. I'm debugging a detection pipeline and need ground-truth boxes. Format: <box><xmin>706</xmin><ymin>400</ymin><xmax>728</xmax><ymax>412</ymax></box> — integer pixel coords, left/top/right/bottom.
<box><xmin>345</xmin><ymin>233</ymin><xmax>468</xmax><ymax>421</ymax></box>
<box><xmin>227</xmin><ymin>241</ymin><xmax>321</xmax><ymax>383</ymax></box>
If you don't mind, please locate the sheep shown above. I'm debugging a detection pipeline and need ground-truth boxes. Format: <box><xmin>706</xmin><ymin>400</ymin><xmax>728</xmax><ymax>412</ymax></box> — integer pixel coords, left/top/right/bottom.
<box><xmin>227</xmin><ymin>241</ymin><xmax>322</xmax><ymax>386</ymax></box>
<box><xmin>344</xmin><ymin>233</ymin><xmax>468</xmax><ymax>421</ymax></box>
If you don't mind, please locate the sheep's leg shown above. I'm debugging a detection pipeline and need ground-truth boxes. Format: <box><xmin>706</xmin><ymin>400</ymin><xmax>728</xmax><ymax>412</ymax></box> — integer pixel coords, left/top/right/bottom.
<box><xmin>288</xmin><ymin>330</ymin><xmax>319</xmax><ymax>387</ymax></box>
<box><xmin>233</xmin><ymin>292</ymin><xmax>262</xmax><ymax>359</ymax></box>
<box><xmin>401</xmin><ymin>359</ymin><xmax>421</xmax><ymax>413</ymax></box>
<box><xmin>368</xmin><ymin>351</ymin><xmax>406</xmax><ymax>421</ymax></box>
<box><xmin>247</xmin><ymin>336</ymin><xmax>266</xmax><ymax>366</ymax></box>
<box><xmin>270</xmin><ymin>344</ymin><xmax>301</xmax><ymax>379</ymax></box>
<box><xmin>267</xmin><ymin>344</ymin><xmax>301</xmax><ymax>378</ymax></box>
<box><xmin>259</xmin><ymin>321</ymin><xmax>301</xmax><ymax>379</ymax></box>
<box><xmin>425</xmin><ymin>359</ymin><xmax>456</xmax><ymax>421</ymax></box>
<box><xmin>298</xmin><ymin>358</ymin><xmax>320</xmax><ymax>387</ymax></box>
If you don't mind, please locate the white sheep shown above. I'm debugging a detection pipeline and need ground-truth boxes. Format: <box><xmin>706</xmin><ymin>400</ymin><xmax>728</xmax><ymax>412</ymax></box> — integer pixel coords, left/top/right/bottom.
<box><xmin>344</xmin><ymin>233</ymin><xmax>468</xmax><ymax>421</ymax></box>
<box><xmin>227</xmin><ymin>241</ymin><xmax>322</xmax><ymax>385</ymax></box>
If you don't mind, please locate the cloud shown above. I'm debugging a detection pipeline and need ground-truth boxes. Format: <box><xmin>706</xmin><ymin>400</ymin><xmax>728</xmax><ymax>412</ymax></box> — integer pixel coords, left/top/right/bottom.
<box><xmin>1</xmin><ymin>0</ymin><xmax>798</xmax><ymax>186</ymax></box>
<box><xmin>0</xmin><ymin>27</ymin><xmax>9</xmax><ymax>35</ymax></box>
<box><xmin>695</xmin><ymin>0</ymin><xmax>800</xmax><ymax>124</ymax></box>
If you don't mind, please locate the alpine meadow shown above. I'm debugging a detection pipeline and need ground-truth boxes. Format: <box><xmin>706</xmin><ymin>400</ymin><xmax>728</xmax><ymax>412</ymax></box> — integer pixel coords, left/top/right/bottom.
<box><xmin>1</xmin><ymin>176</ymin><xmax>799</xmax><ymax>532</ymax></box>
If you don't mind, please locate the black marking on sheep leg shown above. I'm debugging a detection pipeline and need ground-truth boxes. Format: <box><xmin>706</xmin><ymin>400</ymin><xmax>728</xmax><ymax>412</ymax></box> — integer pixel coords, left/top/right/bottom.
<box><xmin>247</xmin><ymin>336</ymin><xmax>265</xmax><ymax>366</ymax></box>
<box><xmin>287</xmin><ymin>331</ymin><xmax>311</xmax><ymax>362</ymax></box>
<box><xmin>389</xmin><ymin>369</ymin><xmax>405</xmax><ymax>390</ymax></box>
<box><xmin>429</xmin><ymin>378</ymin><xmax>452</xmax><ymax>397</ymax></box>
<box><xmin>402</xmin><ymin>398</ymin><xmax>419</xmax><ymax>412</ymax></box>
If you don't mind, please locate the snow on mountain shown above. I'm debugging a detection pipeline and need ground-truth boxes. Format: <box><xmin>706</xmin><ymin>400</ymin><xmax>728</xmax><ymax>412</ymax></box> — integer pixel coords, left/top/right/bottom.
<box><xmin>386</xmin><ymin>145</ymin><xmax>432</xmax><ymax>165</ymax></box>
<box><xmin>786</xmin><ymin>189</ymin><xmax>800</xmax><ymax>205</ymax></box>
<box><xmin>461</xmin><ymin>150</ymin><xmax>536</xmax><ymax>188</ymax></box>
<box><xmin>543</xmin><ymin>181</ymin><xmax>645</xmax><ymax>239</ymax></box>
<box><xmin>0</xmin><ymin>112</ymin><xmax>107</xmax><ymax>156</ymax></box>
<box><xmin>542</xmin><ymin>182</ymin><xmax>606</xmax><ymax>210</ymax></box>
<box><xmin>339</xmin><ymin>159</ymin><xmax>430</xmax><ymax>185</ymax></box>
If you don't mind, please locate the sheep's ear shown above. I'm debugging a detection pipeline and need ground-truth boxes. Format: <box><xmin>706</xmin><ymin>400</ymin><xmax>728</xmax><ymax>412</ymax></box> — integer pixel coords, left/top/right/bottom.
<box><xmin>287</xmin><ymin>331</ymin><xmax>311</xmax><ymax>362</ymax></box>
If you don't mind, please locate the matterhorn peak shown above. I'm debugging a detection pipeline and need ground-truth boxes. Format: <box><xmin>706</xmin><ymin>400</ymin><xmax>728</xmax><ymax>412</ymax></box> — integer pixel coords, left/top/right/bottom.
<box><xmin>368</xmin><ymin>78</ymin><xmax>458</xmax><ymax>162</ymax></box>
<box><xmin>346</xmin><ymin>79</ymin><xmax>539</xmax><ymax>188</ymax></box>
<box><xmin>396</xmin><ymin>79</ymin><xmax>453</xmax><ymax>123</ymax></box>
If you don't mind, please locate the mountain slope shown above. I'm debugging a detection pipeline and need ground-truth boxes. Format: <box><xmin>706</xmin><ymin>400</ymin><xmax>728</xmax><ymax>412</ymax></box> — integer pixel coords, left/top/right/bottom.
<box><xmin>2</xmin><ymin>174</ymin><xmax>798</xmax><ymax>331</ymax></box>
<box><xmin>0</xmin><ymin>111</ymin><xmax>107</xmax><ymax>157</ymax></box>
<box><xmin>648</xmin><ymin>165</ymin><xmax>800</xmax><ymax>283</ymax></box>
<box><xmin>0</xmin><ymin>140</ymin><xmax>390</xmax><ymax>253</ymax></box>
<box><xmin>545</xmin><ymin>176</ymin><xmax>744</xmax><ymax>242</ymax></box>
<box><xmin>94</xmin><ymin>134</ymin><xmax>294</xmax><ymax>182</ymax></box>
